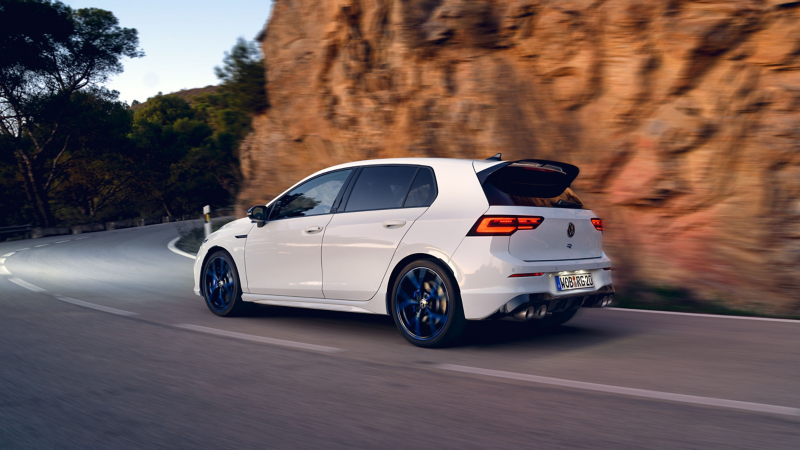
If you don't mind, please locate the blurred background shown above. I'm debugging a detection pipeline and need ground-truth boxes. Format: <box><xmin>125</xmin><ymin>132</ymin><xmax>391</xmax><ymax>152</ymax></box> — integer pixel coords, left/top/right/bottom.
<box><xmin>2</xmin><ymin>0</ymin><xmax>800</xmax><ymax>317</ymax></box>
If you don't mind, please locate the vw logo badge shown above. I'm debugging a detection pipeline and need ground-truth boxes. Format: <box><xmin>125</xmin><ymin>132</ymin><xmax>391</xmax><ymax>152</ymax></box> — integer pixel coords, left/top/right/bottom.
<box><xmin>567</xmin><ymin>222</ymin><xmax>575</xmax><ymax>238</ymax></box>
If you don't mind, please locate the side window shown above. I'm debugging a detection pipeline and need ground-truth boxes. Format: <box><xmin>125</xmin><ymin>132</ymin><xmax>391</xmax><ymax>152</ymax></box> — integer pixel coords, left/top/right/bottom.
<box><xmin>403</xmin><ymin>167</ymin><xmax>437</xmax><ymax>208</ymax></box>
<box><xmin>272</xmin><ymin>169</ymin><xmax>352</xmax><ymax>220</ymax></box>
<box><xmin>345</xmin><ymin>166</ymin><xmax>417</xmax><ymax>212</ymax></box>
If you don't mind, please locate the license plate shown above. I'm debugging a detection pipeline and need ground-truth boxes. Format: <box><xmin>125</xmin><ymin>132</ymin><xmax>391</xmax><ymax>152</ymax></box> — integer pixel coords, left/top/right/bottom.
<box><xmin>556</xmin><ymin>273</ymin><xmax>594</xmax><ymax>291</ymax></box>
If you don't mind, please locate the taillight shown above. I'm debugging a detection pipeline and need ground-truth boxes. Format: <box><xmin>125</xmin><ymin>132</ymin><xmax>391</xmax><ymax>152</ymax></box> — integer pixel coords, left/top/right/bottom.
<box><xmin>467</xmin><ymin>216</ymin><xmax>544</xmax><ymax>236</ymax></box>
<box><xmin>591</xmin><ymin>218</ymin><xmax>604</xmax><ymax>232</ymax></box>
<box><xmin>509</xmin><ymin>272</ymin><xmax>544</xmax><ymax>278</ymax></box>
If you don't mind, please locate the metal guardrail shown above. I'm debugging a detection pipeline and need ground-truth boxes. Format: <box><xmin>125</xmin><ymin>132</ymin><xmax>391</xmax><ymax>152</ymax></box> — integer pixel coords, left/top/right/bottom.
<box><xmin>0</xmin><ymin>207</ymin><xmax>236</xmax><ymax>241</ymax></box>
<box><xmin>0</xmin><ymin>224</ymin><xmax>32</xmax><ymax>235</ymax></box>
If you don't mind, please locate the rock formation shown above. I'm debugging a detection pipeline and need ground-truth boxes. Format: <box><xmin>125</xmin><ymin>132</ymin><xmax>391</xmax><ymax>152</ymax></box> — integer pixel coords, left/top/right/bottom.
<box><xmin>239</xmin><ymin>0</ymin><xmax>800</xmax><ymax>313</ymax></box>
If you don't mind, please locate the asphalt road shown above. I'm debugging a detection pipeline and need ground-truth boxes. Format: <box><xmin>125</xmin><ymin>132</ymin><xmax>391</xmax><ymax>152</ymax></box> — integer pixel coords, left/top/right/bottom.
<box><xmin>1</xmin><ymin>223</ymin><xmax>799</xmax><ymax>449</ymax></box>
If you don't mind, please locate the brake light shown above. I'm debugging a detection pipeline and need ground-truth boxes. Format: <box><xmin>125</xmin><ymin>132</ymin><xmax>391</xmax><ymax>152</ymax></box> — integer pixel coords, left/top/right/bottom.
<box><xmin>468</xmin><ymin>216</ymin><xmax>544</xmax><ymax>236</ymax></box>
<box><xmin>591</xmin><ymin>218</ymin><xmax>604</xmax><ymax>232</ymax></box>
<box><xmin>517</xmin><ymin>217</ymin><xmax>542</xmax><ymax>230</ymax></box>
<box><xmin>509</xmin><ymin>272</ymin><xmax>544</xmax><ymax>278</ymax></box>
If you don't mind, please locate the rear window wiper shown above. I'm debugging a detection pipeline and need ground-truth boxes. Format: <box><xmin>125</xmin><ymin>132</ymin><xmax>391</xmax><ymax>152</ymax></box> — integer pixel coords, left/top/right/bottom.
<box><xmin>554</xmin><ymin>199</ymin><xmax>582</xmax><ymax>209</ymax></box>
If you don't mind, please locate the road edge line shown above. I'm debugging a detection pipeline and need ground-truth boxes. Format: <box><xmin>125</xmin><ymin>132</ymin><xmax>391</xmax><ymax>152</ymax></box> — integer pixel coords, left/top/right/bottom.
<box><xmin>437</xmin><ymin>364</ymin><xmax>800</xmax><ymax>417</ymax></box>
<box><xmin>8</xmin><ymin>278</ymin><xmax>46</xmax><ymax>292</ymax></box>
<box><xmin>606</xmin><ymin>307</ymin><xmax>799</xmax><ymax>324</ymax></box>
<box><xmin>174</xmin><ymin>324</ymin><xmax>343</xmax><ymax>353</ymax></box>
<box><xmin>167</xmin><ymin>237</ymin><xmax>197</xmax><ymax>260</ymax></box>
<box><xmin>54</xmin><ymin>295</ymin><xmax>137</xmax><ymax>316</ymax></box>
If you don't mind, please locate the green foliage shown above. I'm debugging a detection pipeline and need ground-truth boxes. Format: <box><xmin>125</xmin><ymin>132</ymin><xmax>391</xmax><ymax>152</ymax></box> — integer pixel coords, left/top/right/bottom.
<box><xmin>213</xmin><ymin>38</ymin><xmax>268</xmax><ymax>115</ymax></box>
<box><xmin>120</xmin><ymin>38</ymin><xmax>269</xmax><ymax>219</ymax></box>
<box><xmin>0</xmin><ymin>0</ymin><xmax>143</xmax><ymax>227</ymax></box>
<box><xmin>0</xmin><ymin>134</ymin><xmax>31</xmax><ymax>227</ymax></box>
<box><xmin>1</xmin><ymin>7</ymin><xmax>268</xmax><ymax>230</ymax></box>
<box><xmin>129</xmin><ymin>94</ymin><xmax>221</xmax><ymax>218</ymax></box>
<box><xmin>50</xmin><ymin>91</ymin><xmax>136</xmax><ymax>222</ymax></box>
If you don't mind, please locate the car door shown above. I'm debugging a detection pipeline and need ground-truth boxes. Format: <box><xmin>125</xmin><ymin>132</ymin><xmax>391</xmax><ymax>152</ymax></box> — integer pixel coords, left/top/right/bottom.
<box><xmin>322</xmin><ymin>166</ymin><xmax>438</xmax><ymax>301</ymax></box>
<box><xmin>245</xmin><ymin>169</ymin><xmax>353</xmax><ymax>297</ymax></box>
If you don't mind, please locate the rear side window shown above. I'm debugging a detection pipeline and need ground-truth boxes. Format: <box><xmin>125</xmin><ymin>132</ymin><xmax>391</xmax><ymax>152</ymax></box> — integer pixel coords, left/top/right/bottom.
<box><xmin>481</xmin><ymin>161</ymin><xmax>585</xmax><ymax>209</ymax></box>
<box><xmin>403</xmin><ymin>167</ymin><xmax>437</xmax><ymax>208</ymax></box>
<box><xmin>345</xmin><ymin>166</ymin><xmax>417</xmax><ymax>212</ymax></box>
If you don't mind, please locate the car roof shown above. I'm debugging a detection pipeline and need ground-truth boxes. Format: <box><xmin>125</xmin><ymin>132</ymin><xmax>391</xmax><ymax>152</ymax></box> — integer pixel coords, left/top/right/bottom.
<box><xmin>321</xmin><ymin>157</ymin><xmax>494</xmax><ymax>172</ymax></box>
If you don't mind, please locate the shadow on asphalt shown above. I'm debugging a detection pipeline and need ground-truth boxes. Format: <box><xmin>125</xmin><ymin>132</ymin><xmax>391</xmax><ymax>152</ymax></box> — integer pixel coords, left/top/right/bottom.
<box><xmin>242</xmin><ymin>305</ymin><xmax>629</xmax><ymax>350</ymax></box>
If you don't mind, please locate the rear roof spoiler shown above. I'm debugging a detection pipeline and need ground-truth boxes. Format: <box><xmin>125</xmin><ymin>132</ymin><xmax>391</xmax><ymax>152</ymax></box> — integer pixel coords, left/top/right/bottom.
<box><xmin>476</xmin><ymin>159</ymin><xmax>580</xmax><ymax>185</ymax></box>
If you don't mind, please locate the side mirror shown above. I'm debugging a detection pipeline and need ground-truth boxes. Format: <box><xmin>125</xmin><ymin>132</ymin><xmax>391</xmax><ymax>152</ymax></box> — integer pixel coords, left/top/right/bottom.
<box><xmin>247</xmin><ymin>205</ymin><xmax>268</xmax><ymax>227</ymax></box>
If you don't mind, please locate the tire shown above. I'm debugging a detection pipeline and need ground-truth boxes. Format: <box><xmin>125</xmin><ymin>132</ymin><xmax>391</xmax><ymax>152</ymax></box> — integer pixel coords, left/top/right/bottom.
<box><xmin>390</xmin><ymin>259</ymin><xmax>466</xmax><ymax>348</ymax></box>
<box><xmin>201</xmin><ymin>250</ymin><xmax>251</xmax><ymax>317</ymax></box>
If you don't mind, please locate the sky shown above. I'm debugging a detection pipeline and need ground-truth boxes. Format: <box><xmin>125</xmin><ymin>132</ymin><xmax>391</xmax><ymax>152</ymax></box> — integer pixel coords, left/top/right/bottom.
<box><xmin>66</xmin><ymin>0</ymin><xmax>273</xmax><ymax>105</ymax></box>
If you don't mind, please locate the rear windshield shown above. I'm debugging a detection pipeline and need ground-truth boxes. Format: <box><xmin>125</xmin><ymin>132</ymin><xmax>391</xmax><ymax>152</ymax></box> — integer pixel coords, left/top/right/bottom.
<box><xmin>480</xmin><ymin>161</ymin><xmax>585</xmax><ymax>209</ymax></box>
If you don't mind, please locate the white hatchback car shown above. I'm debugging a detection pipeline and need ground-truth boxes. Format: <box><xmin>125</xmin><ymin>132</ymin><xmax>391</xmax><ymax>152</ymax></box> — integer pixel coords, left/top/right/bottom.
<box><xmin>194</xmin><ymin>156</ymin><xmax>613</xmax><ymax>347</ymax></box>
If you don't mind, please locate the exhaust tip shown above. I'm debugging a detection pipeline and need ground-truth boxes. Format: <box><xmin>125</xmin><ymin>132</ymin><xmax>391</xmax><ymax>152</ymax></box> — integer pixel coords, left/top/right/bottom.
<box><xmin>514</xmin><ymin>304</ymin><xmax>549</xmax><ymax>321</ymax></box>
<box><xmin>524</xmin><ymin>306</ymin><xmax>536</xmax><ymax>321</ymax></box>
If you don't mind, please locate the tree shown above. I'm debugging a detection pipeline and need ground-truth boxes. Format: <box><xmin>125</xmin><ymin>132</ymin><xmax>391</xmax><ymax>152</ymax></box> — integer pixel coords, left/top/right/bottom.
<box><xmin>129</xmin><ymin>94</ymin><xmax>223</xmax><ymax>218</ymax></box>
<box><xmin>0</xmin><ymin>0</ymin><xmax>142</xmax><ymax>226</ymax></box>
<box><xmin>185</xmin><ymin>38</ymin><xmax>270</xmax><ymax>201</ymax></box>
<box><xmin>51</xmin><ymin>91</ymin><xmax>136</xmax><ymax>221</ymax></box>
<box><xmin>214</xmin><ymin>37</ymin><xmax>268</xmax><ymax>115</ymax></box>
<box><xmin>0</xmin><ymin>134</ymin><xmax>30</xmax><ymax>227</ymax></box>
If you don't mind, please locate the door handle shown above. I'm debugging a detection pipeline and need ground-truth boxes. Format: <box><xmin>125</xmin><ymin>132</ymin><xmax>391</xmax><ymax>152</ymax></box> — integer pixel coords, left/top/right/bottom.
<box><xmin>305</xmin><ymin>226</ymin><xmax>323</xmax><ymax>234</ymax></box>
<box><xmin>382</xmin><ymin>220</ymin><xmax>407</xmax><ymax>229</ymax></box>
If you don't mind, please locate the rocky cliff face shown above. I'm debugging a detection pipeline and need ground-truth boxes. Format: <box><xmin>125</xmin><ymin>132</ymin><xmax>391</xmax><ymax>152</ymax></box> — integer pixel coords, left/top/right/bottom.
<box><xmin>239</xmin><ymin>0</ymin><xmax>800</xmax><ymax>313</ymax></box>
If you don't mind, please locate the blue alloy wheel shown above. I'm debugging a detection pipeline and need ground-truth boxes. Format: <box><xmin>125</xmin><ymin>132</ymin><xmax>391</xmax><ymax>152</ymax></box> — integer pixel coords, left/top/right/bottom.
<box><xmin>204</xmin><ymin>256</ymin><xmax>236</xmax><ymax>312</ymax></box>
<box><xmin>395</xmin><ymin>267</ymin><xmax>450</xmax><ymax>341</ymax></box>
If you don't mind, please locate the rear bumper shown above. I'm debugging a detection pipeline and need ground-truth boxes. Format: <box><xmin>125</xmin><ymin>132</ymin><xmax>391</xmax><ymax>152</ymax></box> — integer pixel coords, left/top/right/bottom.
<box><xmin>449</xmin><ymin>236</ymin><xmax>613</xmax><ymax>319</ymax></box>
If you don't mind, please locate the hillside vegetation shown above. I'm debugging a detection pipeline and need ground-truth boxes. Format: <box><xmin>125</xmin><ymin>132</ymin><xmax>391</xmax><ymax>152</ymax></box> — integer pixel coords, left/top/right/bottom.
<box><xmin>0</xmin><ymin>0</ymin><xmax>266</xmax><ymax>229</ymax></box>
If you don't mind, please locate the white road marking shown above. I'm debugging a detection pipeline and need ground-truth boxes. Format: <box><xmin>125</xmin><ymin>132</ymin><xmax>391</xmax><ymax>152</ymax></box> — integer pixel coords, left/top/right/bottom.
<box><xmin>175</xmin><ymin>324</ymin><xmax>343</xmax><ymax>353</ymax></box>
<box><xmin>438</xmin><ymin>364</ymin><xmax>800</xmax><ymax>417</ymax></box>
<box><xmin>8</xmin><ymin>278</ymin><xmax>46</xmax><ymax>292</ymax></box>
<box><xmin>2</xmin><ymin>252</ymin><xmax>15</xmax><ymax>257</ymax></box>
<box><xmin>14</xmin><ymin>248</ymin><xmax>29</xmax><ymax>252</ymax></box>
<box><xmin>74</xmin><ymin>237</ymin><xmax>89</xmax><ymax>240</ymax></box>
<box><xmin>55</xmin><ymin>240</ymin><xmax>70</xmax><ymax>244</ymax></box>
<box><xmin>167</xmin><ymin>237</ymin><xmax>197</xmax><ymax>259</ymax></box>
<box><xmin>0</xmin><ymin>266</ymin><xmax>11</xmax><ymax>276</ymax></box>
<box><xmin>0</xmin><ymin>258</ymin><xmax>5</xmax><ymax>265</ymax></box>
<box><xmin>606</xmin><ymin>307</ymin><xmax>799</xmax><ymax>324</ymax></box>
<box><xmin>53</xmin><ymin>295</ymin><xmax>137</xmax><ymax>316</ymax></box>
<box><xmin>34</xmin><ymin>244</ymin><xmax>49</xmax><ymax>248</ymax></box>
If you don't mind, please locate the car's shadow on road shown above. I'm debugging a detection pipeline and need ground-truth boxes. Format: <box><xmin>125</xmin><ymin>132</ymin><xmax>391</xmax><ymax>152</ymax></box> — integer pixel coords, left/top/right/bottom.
<box><xmin>461</xmin><ymin>319</ymin><xmax>619</xmax><ymax>349</ymax></box>
<box><xmin>245</xmin><ymin>305</ymin><xmax>634</xmax><ymax>350</ymax></box>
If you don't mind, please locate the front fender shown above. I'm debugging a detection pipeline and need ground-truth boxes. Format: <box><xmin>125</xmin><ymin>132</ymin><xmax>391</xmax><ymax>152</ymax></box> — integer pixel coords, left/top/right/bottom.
<box><xmin>194</xmin><ymin>218</ymin><xmax>254</xmax><ymax>296</ymax></box>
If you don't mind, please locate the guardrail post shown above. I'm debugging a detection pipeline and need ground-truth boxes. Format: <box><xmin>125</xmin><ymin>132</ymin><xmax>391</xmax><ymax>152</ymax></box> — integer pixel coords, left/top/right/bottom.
<box><xmin>203</xmin><ymin>205</ymin><xmax>211</xmax><ymax>238</ymax></box>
